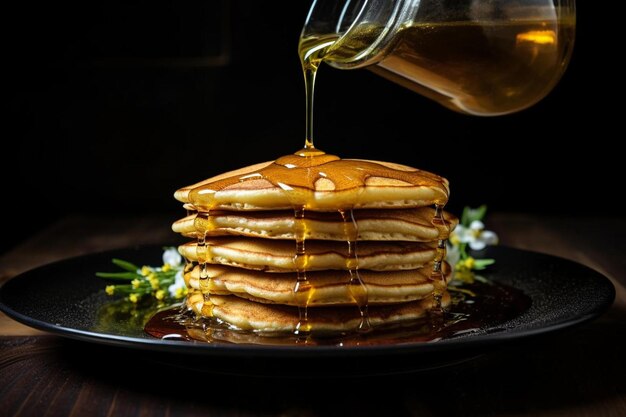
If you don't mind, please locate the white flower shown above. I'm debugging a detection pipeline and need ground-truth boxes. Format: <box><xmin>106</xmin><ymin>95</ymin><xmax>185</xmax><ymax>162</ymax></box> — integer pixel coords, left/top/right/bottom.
<box><xmin>454</xmin><ymin>220</ymin><xmax>498</xmax><ymax>251</ymax></box>
<box><xmin>168</xmin><ymin>270</ymin><xmax>186</xmax><ymax>297</ymax></box>
<box><xmin>162</xmin><ymin>247</ymin><xmax>182</xmax><ymax>267</ymax></box>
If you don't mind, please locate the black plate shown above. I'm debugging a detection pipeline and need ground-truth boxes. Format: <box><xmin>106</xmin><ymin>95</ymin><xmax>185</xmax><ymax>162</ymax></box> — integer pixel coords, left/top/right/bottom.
<box><xmin>0</xmin><ymin>245</ymin><xmax>615</xmax><ymax>375</ymax></box>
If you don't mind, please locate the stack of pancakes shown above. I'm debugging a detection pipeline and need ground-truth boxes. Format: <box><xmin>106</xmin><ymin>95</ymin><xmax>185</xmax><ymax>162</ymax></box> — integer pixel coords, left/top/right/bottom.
<box><xmin>172</xmin><ymin>151</ymin><xmax>455</xmax><ymax>335</ymax></box>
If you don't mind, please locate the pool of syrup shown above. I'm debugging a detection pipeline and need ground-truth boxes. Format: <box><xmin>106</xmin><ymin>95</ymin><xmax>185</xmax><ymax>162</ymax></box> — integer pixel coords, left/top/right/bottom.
<box><xmin>145</xmin><ymin>279</ymin><xmax>530</xmax><ymax>346</ymax></box>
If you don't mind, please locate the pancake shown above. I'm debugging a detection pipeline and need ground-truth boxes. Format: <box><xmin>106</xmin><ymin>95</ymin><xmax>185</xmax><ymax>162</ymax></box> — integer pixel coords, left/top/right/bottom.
<box><xmin>184</xmin><ymin>263</ymin><xmax>451</xmax><ymax>306</ymax></box>
<box><xmin>186</xmin><ymin>293</ymin><xmax>450</xmax><ymax>334</ymax></box>
<box><xmin>174</xmin><ymin>153</ymin><xmax>449</xmax><ymax>211</ymax></box>
<box><xmin>173</xmin><ymin>207</ymin><xmax>457</xmax><ymax>241</ymax></box>
<box><xmin>179</xmin><ymin>237</ymin><xmax>438</xmax><ymax>272</ymax></box>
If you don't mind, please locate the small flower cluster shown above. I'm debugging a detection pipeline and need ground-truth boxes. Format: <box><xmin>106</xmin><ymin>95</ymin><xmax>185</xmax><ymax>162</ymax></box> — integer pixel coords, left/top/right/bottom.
<box><xmin>447</xmin><ymin>205</ymin><xmax>498</xmax><ymax>283</ymax></box>
<box><xmin>97</xmin><ymin>247</ymin><xmax>187</xmax><ymax>303</ymax></box>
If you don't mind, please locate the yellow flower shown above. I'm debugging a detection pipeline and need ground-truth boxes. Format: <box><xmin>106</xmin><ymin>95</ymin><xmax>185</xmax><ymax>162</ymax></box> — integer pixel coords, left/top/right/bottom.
<box><xmin>129</xmin><ymin>293</ymin><xmax>139</xmax><ymax>303</ymax></box>
<box><xmin>162</xmin><ymin>263</ymin><xmax>171</xmax><ymax>272</ymax></box>
<box><xmin>174</xmin><ymin>287</ymin><xmax>187</xmax><ymax>299</ymax></box>
<box><xmin>462</xmin><ymin>257</ymin><xmax>476</xmax><ymax>270</ymax></box>
<box><xmin>155</xmin><ymin>290</ymin><xmax>166</xmax><ymax>300</ymax></box>
<box><xmin>131</xmin><ymin>279</ymin><xmax>141</xmax><ymax>289</ymax></box>
<box><xmin>141</xmin><ymin>266</ymin><xmax>152</xmax><ymax>276</ymax></box>
<box><xmin>454</xmin><ymin>269</ymin><xmax>475</xmax><ymax>284</ymax></box>
<box><xmin>105</xmin><ymin>285</ymin><xmax>115</xmax><ymax>295</ymax></box>
<box><xmin>149</xmin><ymin>277</ymin><xmax>160</xmax><ymax>290</ymax></box>
<box><xmin>148</xmin><ymin>273</ymin><xmax>157</xmax><ymax>281</ymax></box>
<box><xmin>453</xmin><ymin>256</ymin><xmax>477</xmax><ymax>283</ymax></box>
<box><xmin>449</xmin><ymin>232</ymin><xmax>461</xmax><ymax>246</ymax></box>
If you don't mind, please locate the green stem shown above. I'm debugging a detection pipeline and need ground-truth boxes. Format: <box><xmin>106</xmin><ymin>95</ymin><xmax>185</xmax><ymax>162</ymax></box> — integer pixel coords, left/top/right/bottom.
<box><xmin>96</xmin><ymin>272</ymin><xmax>138</xmax><ymax>280</ymax></box>
<box><xmin>112</xmin><ymin>258</ymin><xmax>140</xmax><ymax>272</ymax></box>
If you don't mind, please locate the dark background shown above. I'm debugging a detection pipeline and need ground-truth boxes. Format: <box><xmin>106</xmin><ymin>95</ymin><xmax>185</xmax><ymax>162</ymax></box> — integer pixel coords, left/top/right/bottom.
<box><xmin>3</xmin><ymin>1</ymin><xmax>618</xmax><ymax>254</ymax></box>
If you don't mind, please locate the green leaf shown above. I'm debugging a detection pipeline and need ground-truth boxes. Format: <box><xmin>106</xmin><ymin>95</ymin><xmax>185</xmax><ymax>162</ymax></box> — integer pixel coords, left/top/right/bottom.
<box><xmin>461</xmin><ymin>206</ymin><xmax>470</xmax><ymax>226</ymax></box>
<box><xmin>96</xmin><ymin>272</ymin><xmax>138</xmax><ymax>280</ymax></box>
<box><xmin>473</xmin><ymin>274</ymin><xmax>490</xmax><ymax>284</ymax></box>
<box><xmin>108</xmin><ymin>284</ymin><xmax>133</xmax><ymax>293</ymax></box>
<box><xmin>112</xmin><ymin>258</ymin><xmax>140</xmax><ymax>272</ymax></box>
<box><xmin>459</xmin><ymin>242</ymin><xmax>469</xmax><ymax>259</ymax></box>
<box><xmin>465</xmin><ymin>205</ymin><xmax>487</xmax><ymax>224</ymax></box>
<box><xmin>472</xmin><ymin>258</ymin><xmax>496</xmax><ymax>270</ymax></box>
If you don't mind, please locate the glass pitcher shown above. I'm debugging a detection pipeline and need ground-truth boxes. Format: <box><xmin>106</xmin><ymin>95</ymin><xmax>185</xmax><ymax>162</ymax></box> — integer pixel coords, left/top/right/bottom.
<box><xmin>301</xmin><ymin>0</ymin><xmax>575</xmax><ymax>116</ymax></box>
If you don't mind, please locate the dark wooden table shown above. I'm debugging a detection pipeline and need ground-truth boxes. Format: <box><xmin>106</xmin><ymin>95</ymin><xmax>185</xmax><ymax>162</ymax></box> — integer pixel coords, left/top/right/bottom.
<box><xmin>1</xmin><ymin>214</ymin><xmax>625</xmax><ymax>417</ymax></box>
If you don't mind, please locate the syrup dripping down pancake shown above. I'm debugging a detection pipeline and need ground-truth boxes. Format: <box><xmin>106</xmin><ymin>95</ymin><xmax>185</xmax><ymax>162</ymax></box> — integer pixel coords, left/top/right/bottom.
<box><xmin>184</xmin><ymin>262</ymin><xmax>451</xmax><ymax>306</ymax></box>
<box><xmin>173</xmin><ymin>207</ymin><xmax>457</xmax><ymax>241</ymax></box>
<box><xmin>186</xmin><ymin>293</ymin><xmax>451</xmax><ymax>334</ymax></box>
<box><xmin>178</xmin><ymin>237</ymin><xmax>438</xmax><ymax>272</ymax></box>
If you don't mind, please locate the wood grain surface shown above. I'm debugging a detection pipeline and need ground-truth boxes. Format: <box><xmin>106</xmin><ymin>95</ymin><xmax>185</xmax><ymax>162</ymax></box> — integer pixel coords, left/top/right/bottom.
<box><xmin>1</xmin><ymin>214</ymin><xmax>625</xmax><ymax>417</ymax></box>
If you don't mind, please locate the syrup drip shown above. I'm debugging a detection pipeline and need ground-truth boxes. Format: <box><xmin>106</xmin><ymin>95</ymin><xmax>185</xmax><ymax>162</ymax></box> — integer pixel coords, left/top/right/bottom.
<box><xmin>430</xmin><ymin>204</ymin><xmax>451</xmax><ymax>313</ymax></box>
<box><xmin>299</xmin><ymin>34</ymin><xmax>336</xmax><ymax>151</ymax></box>
<box><xmin>194</xmin><ymin>212</ymin><xmax>212</xmax><ymax>306</ymax></box>
<box><xmin>293</xmin><ymin>206</ymin><xmax>312</xmax><ymax>336</ymax></box>
<box><xmin>339</xmin><ymin>208</ymin><xmax>370</xmax><ymax>332</ymax></box>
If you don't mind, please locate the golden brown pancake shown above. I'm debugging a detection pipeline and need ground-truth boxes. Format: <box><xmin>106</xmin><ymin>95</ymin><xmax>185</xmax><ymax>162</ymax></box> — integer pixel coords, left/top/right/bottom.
<box><xmin>186</xmin><ymin>293</ymin><xmax>450</xmax><ymax>334</ymax></box>
<box><xmin>173</xmin><ymin>207</ymin><xmax>457</xmax><ymax>241</ymax></box>
<box><xmin>184</xmin><ymin>263</ymin><xmax>451</xmax><ymax>306</ymax></box>
<box><xmin>174</xmin><ymin>153</ymin><xmax>449</xmax><ymax>211</ymax></box>
<box><xmin>179</xmin><ymin>237</ymin><xmax>438</xmax><ymax>272</ymax></box>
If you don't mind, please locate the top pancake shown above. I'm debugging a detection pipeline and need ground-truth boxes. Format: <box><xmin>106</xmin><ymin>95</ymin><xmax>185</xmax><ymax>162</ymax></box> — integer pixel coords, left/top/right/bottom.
<box><xmin>174</xmin><ymin>152</ymin><xmax>449</xmax><ymax>211</ymax></box>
